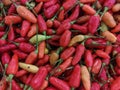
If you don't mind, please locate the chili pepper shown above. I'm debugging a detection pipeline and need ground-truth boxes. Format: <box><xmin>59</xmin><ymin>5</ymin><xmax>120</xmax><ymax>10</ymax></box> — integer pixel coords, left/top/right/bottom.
<box><xmin>20</xmin><ymin>20</ymin><xmax>31</xmax><ymax>37</ymax></box>
<box><xmin>81</xmin><ymin>65</ymin><xmax>91</xmax><ymax>90</ymax></box>
<box><xmin>62</xmin><ymin>0</ymin><xmax>77</xmax><ymax>11</ymax></box>
<box><xmin>19</xmin><ymin>62</ymin><xmax>39</xmax><ymax>73</ymax></box>
<box><xmin>0</xmin><ymin>31</ymin><xmax>5</xmax><ymax>38</ymax></box>
<box><xmin>44</xmin><ymin>3</ymin><xmax>60</xmax><ymax>19</ymax></box>
<box><xmin>37</xmin><ymin>14</ymin><xmax>47</xmax><ymax>33</ymax></box>
<box><xmin>58</xmin><ymin>9</ymin><xmax>65</xmax><ymax>21</ymax></box>
<box><xmin>72</xmin><ymin>44</ymin><xmax>85</xmax><ymax>65</ymax></box>
<box><xmin>1</xmin><ymin>52</ymin><xmax>10</xmax><ymax>66</ymax></box>
<box><xmin>0</xmin><ymin>77</ymin><xmax>7</xmax><ymax>90</ymax></box>
<box><xmin>12</xmin><ymin>49</ymin><xmax>28</xmax><ymax>59</ymax></box>
<box><xmin>103</xmin><ymin>0</ymin><xmax>116</xmax><ymax>10</ymax></box>
<box><xmin>76</xmin><ymin>15</ymin><xmax>90</xmax><ymax>24</ymax></box>
<box><xmin>0</xmin><ymin>44</ymin><xmax>16</xmax><ymax>53</ymax></box>
<box><xmin>25</xmin><ymin>51</ymin><xmax>37</xmax><ymax>64</ymax></box>
<box><xmin>95</xmin><ymin>50</ymin><xmax>110</xmax><ymax>59</ymax></box>
<box><xmin>8</xmin><ymin>4</ymin><xmax>16</xmax><ymax>15</ymax></box>
<box><xmin>116</xmin><ymin>54</ymin><xmax>120</xmax><ymax>67</ymax></box>
<box><xmin>53</xmin><ymin>19</ymin><xmax>61</xmax><ymax>28</ymax></box>
<box><xmin>46</xmin><ymin>29</ymin><xmax>55</xmax><ymax>35</ymax></box>
<box><xmin>20</xmin><ymin>0</ymin><xmax>28</xmax><ymax>5</ymax></box>
<box><xmin>114</xmin><ymin>66</ymin><xmax>120</xmax><ymax>75</ymax></box>
<box><xmin>36</xmin><ymin>0</ymin><xmax>49</xmax><ymax>2</ymax></box>
<box><xmin>8</xmin><ymin>24</ymin><xmax>15</xmax><ymax>41</ymax></box>
<box><xmin>91</xmin><ymin>82</ymin><xmax>100</xmax><ymax>90</ymax></box>
<box><xmin>105</xmin><ymin>45</ymin><xmax>112</xmax><ymax>54</ymax></box>
<box><xmin>68</xmin><ymin>64</ymin><xmax>80</xmax><ymax>89</ymax></box>
<box><xmin>60</xmin><ymin>47</ymin><xmax>75</xmax><ymax>60</ymax></box>
<box><xmin>84</xmin><ymin>50</ymin><xmax>93</xmax><ymax>70</ymax></box>
<box><xmin>6</xmin><ymin>54</ymin><xmax>18</xmax><ymax>90</ymax></box>
<box><xmin>37</xmin><ymin>55</ymin><xmax>49</xmax><ymax>66</ymax></box>
<box><xmin>100</xmin><ymin>22</ymin><xmax>117</xmax><ymax>43</ymax></box>
<box><xmin>91</xmin><ymin>58</ymin><xmax>102</xmax><ymax>74</ymax></box>
<box><xmin>88</xmin><ymin>15</ymin><xmax>100</xmax><ymax>34</ymax></box>
<box><xmin>30</xmin><ymin>66</ymin><xmax>48</xmax><ymax>89</ymax></box>
<box><xmin>34</xmin><ymin>2</ymin><xmax>43</xmax><ymax>13</ymax></box>
<box><xmin>49</xmin><ymin>76</ymin><xmax>70</xmax><ymax>90</ymax></box>
<box><xmin>19</xmin><ymin>74</ymin><xmax>27</xmax><ymax>84</ymax></box>
<box><xmin>25</xmin><ymin>74</ymin><xmax>34</xmax><ymax>86</ymax></box>
<box><xmin>71</xmin><ymin>24</ymin><xmax>88</xmax><ymax>34</ymax></box>
<box><xmin>15</xmin><ymin>70</ymin><xmax>27</xmax><ymax>77</ymax></box>
<box><xmin>80</xmin><ymin>0</ymin><xmax>95</xmax><ymax>3</ymax></box>
<box><xmin>111</xmin><ymin>23</ymin><xmax>120</xmax><ymax>33</ymax></box>
<box><xmin>27</xmin><ymin>24</ymin><xmax>36</xmax><ymax>38</ymax></box>
<box><xmin>40</xmin><ymin>80</ymin><xmax>48</xmax><ymax>90</ymax></box>
<box><xmin>44</xmin><ymin>0</ymin><xmax>58</xmax><ymax>8</ymax></box>
<box><xmin>4</xmin><ymin>15</ymin><xmax>22</xmax><ymax>25</ymax></box>
<box><xmin>14</xmin><ymin>37</ymin><xmax>26</xmax><ymax>43</ymax></box>
<box><xmin>16</xmin><ymin>5</ymin><xmax>37</xmax><ymax>23</ymax></box>
<box><xmin>112</xmin><ymin>3</ymin><xmax>120</xmax><ymax>12</ymax></box>
<box><xmin>110</xmin><ymin>77</ymin><xmax>120</xmax><ymax>90</ymax></box>
<box><xmin>38</xmin><ymin>41</ymin><xmax>46</xmax><ymax>59</ymax></box>
<box><xmin>12</xmin><ymin>80</ymin><xmax>22</xmax><ymax>90</ymax></box>
<box><xmin>117</xmin><ymin>34</ymin><xmax>120</xmax><ymax>42</ymax></box>
<box><xmin>46</xmin><ymin>87</ymin><xmax>57</xmax><ymax>90</ymax></box>
<box><xmin>60</xmin><ymin>30</ymin><xmax>71</xmax><ymax>47</ymax></box>
<box><xmin>80</xmin><ymin>4</ymin><xmax>96</xmax><ymax>15</ymax></box>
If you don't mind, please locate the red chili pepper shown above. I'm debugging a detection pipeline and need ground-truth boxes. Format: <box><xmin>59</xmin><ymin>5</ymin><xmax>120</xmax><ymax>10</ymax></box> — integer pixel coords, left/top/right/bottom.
<box><xmin>71</xmin><ymin>24</ymin><xmax>88</xmax><ymax>34</ymax></box>
<box><xmin>58</xmin><ymin>9</ymin><xmax>65</xmax><ymax>21</ymax></box>
<box><xmin>62</xmin><ymin>0</ymin><xmax>77</xmax><ymax>11</ymax></box>
<box><xmin>19</xmin><ymin>74</ymin><xmax>27</xmax><ymax>84</ymax></box>
<box><xmin>20</xmin><ymin>20</ymin><xmax>31</xmax><ymax>37</ymax></box>
<box><xmin>98</xmin><ymin>68</ymin><xmax>108</xmax><ymax>81</ymax></box>
<box><xmin>8</xmin><ymin>24</ymin><xmax>15</xmax><ymax>41</ymax></box>
<box><xmin>88</xmin><ymin>15</ymin><xmax>100</xmax><ymax>34</ymax></box>
<box><xmin>84</xmin><ymin>50</ymin><xmax>93</xmax><ymax>69</ymax></box>
<box><xmin>68</xmin><ymin>64</ymin><xmax>80</xmax><ymax>89</ymax></box>
<box><xmin>37</xmin><ymin>55</ymin><xmax>49</xmax><ymax>66</ymax></box>
<box><xmin>104</xmin><ymin>0</ymin><xmax>116</xmax><ymax>9</ymax></box>
<box><xmin>49</xmin><ymin>76</ymin><xmax>70</xmax><ymax>90</ymax></box>
<box><xmin>0</xmin><ymin>31</ymin><xmax>5</xmax><ymax>38</ymax></box>
<box><xmin>8</xmin><ymin>4</ymin><xmax>16</xmax><ymax>15</ymax></box>
<box><xmin>12</xmin><ymin>49</ymin><xmax>28</xmax><ymax>59</ymax></box>
<box><xmin>91</xmin><ymin>58</ymin><xmax>102</xmax><ymax>74</ymax></box>
<box><xmin>95</xmin><ymin>50</ymin><xmax>110</xmax><ymax>59</ymax></box>
<box><xmin>44</xmin><ymin>4</ymin><xmax>60</xmax><ymax>19</ymax></box>
<box><xmin>102</xmin><ymin>58</ymin><xmax>110</xmax><ymax>65</ymax></box>
<box><xmin>25</xmin><ymin>74</ymin><xmax>34</xmax><ymax>85</ymax></box>
<box><xmin>14</xmin><ymin>37</ymin><xmax>26</xmax><ymax>43</ymax></box>
<box><xmin>30</xmin><ymin>66</ymin><xmax>48</xmax><ymax>89</ymax></box>
<box><xmin>15</xmin><ymin>70</ymin><xmax>27</xmax><ymax>77</ymax></box>
<box><xmin>46</xmin><ymin>87</ymin><xmax>57</xmax><ymax>90</ymax></box>
<box><xmin>44</xmin><ymin>0</ymin><xmax>58</xmax><ymax>8</ymax></box>
<box><xmin>20</xmin><ymin>0</ymin><xmax>28</xmax><ymax>5</ymax></box>
<box><xmin>46</xmin><ymin>29</ymin><xmax>55</xmax><ymax>35</ymax></box>
<box><xmin>38</xmin><ymin>14</ymin><xmax>47</xmax><ymax>33</ymax></box>
<box><xmin>0</xmin><ymin>25</ymin><xmax>5</xmax><ymax>31</ymax></box>
<box><xmin>117</xmin><ymin>34</ymin><xmax>120</xmax><ymax>43</ymax></box>
<box><xmin>53</xmin><ymin>19</ymin><xmax>61</xmax><ymax>28</ymax></box>
<box><xmin>4</xmin><ymin>15</ymin><xmax>22</xmax><ymax>25</ymax></box>
<box><xmin>116</xmin><ymin>54</ymin><xmax>120</xmax><ymax>67</ymax></box>
<box><xmin>68</xmin><ymin>5</ymin><xmax>80</xmax><ymax>21</ymax></box>
<box><xmin>105</xmin><ymin>45</ymin><xmax>113</xmax><ymax>54</ymax></box>
<box><xmin>91</xmin><ymin>82</ymin><xmax>100</xmax><ymax>90</ymax></box>
<box><xmin>115</xmin><ymin>66</ymin><xmax>120</xmax><ymax>75</ymax></box>
<box><xmin>0</xmin><ymin>44</ymin><xmax>17</xmax><ymax>53</ymax></box>
<box><xmin>72</xmin><ymin>44</ymin><xmax>85</xmax><ymax>65</ymax></box>
<box><xmin>12</xmin><ymin>80</ymin><xmax>22</xmax><ymax>90</ymax></box>
<box><xmin>1</xmin><ymin>52</ymin><xmax>11</xmax><ymax>66</ymax></box>
<box><xmin>101</xmin><ymin>83</ymin><xmax>110</xmax><ymax>90</ymax></box>
<box><xmin>60</xmin><ymin>30</ymin><xmax>71</xmax><ymax>47</ymax></box>
<box><xmin>60</xmin><ymin>47</ymin><xmax>75</xmax><ymax>60</ymax></box>
<box><xmin>111</xmin><ymin>23</ymin><xmax>120</xmax><ymax>33</ymax></box>
<box><xmin>36</xmin><ymin>0</ymin><xmax>49</xmax><ymax>2</ymax></box>
<box><xmin>0</xmin><ymin>77</ymin><xmax>7</xmax><ymax>90</ymax></box>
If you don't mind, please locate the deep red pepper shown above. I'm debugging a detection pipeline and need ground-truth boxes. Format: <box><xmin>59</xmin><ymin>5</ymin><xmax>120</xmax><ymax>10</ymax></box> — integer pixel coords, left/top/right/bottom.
<box><xmin>114</xmin><ymin>66</ymin><xmax>120</xmax><ymax>75</ymax></box>
<box><xmin>62</xmin><ymin>0</ymin><xmax>77</xmax><ymax>11</ymax></box>
<box><xmin>84</xmin><ymin>50</ymin><xmax>93</xmax><ymax>69</ymax></box>
<box><xmin>8</xmin><ymin>4</ymin><xmax>16</xmax><ymax>15</ymax></box>
<box><xmin>44</xmin><ymin>0</ymin><xmax>58</xmax><ymax>8</ymax></box>
<box><xmin>1</xmin><ymin>52</ymin><xmax>11</xmax><ymax>65</ymax></box>
<box><xmin>15</xmin><ymin>70</ymin><xmax>27</xmax><ymax>77</ymax></box>
<box><xmin>60</xmin><ymin>47</ymin><xmax>75</xmax><ymax>60</ymax></box>
<box><xmin>72</xmin><ymin>44</ymin><xmax>85</xmax><ymax>65</ymax></box>
<box><xmin>30</xmin><ymin>67</ymin><xmax>48</xmax><ymax>89</ymax></box>
<box><xmin>0</xmin><ymin>44</ymin><xmax>17</xmax><ymax>53</ymax></box>
<box><xmin>105</xmin><ymin>45</ymin><xmax>113</xmax><ymax>54</ymax></box>
<box><xmin>101</xmin><ymin>83</ymin><xmax>110</xmax><ymax>90</ymax></box>
<box><xmin>20</xmin><ymin>0</ymin><xmax>28</xmax><ymax>5</ymax></box>
<box><xmin>49</xmin><ymin>76</ymin><xmax>70</xmax><ymax>90</ymax></box>
<box><xmin>12</xmin><ymin>49</ymin><xmax>28</xmax><ymax>59</ymax></box>
<box><xmin>58</xmin><ymin>9</ymin><xmax>65</xmax><ymax>21</ymax></box>
<box><xmin>44</xmin><ymin>3</ymin><xmax>60</xmax><ymax>19</ymax></box>
<box><xmin>104</xmin><ymin>0</ymin><xmax>116</xmax><ymax>9</ymax></box>
<box><xmin>71</xmin><ymin>24</ymin><xmax>88</xmax><ymax>34</ymax></box>
<box><xmin>91</xmin><ymin>82</ymin><xmax>100</xmax><ymax>90</ymax></box>
<box><xmin>116</xmin><ymin>54</ymin><xmax>120</xmax><ymax>67</ymax></box>
<box><xmin>98</xmin><ymin>68</ymin><xmax>108</xmax><ymax>81</ymax></box>
<box><xmin>25</xmin><ymin>74</ymin><xmax>34</xmax><ymax>85</ymax></box>
<box><xmin>46</xmin><ymin>29</ymin><xmax>55</xmax><ymax>35</ymax></box>
<box><xmin>53</xmin><ymin>19</ymin><xmax>61</xmax><ymax>28</ymax></box>
<box><xmin>38</xmin><ymin>14</ymin><xmax>47</xmax><ymax>33</ymax></box>
<box><xmin>68</xmin><ymin>5</ymin><xmax>80</xmax><ymax>21</ymax></box>
<box><xmin>14</xmin><ymin>37</ymin><xmax>26</xmax><ymax>43</ymax></box>
<box><xmin>88</xmin><ymin>15</ymin><xmax>100</xmax><ymax>34</ymax></box>
<box><xmin>12</xmin><ymin>80</ymin><xmax>22</xmax><ymax>90</ymax></box>
<box><xmin>37</xmin><ymin>55</ymin><xmax>49</xmax><ymax>66</ymax></box>
<box><xmin>8</xmin><ymin>24</ymin><xmax>15</xmax><ymax>41</ymax></box>
<box><xmin>20</xmin><ymin>20</ymin><xmax>31</xmax><ymax>37</ymax></box>
<box><xmin>68</xmin><ymin>64</ymin><xmax>80</xmax><ymax>88</ymax></box>
<box><xmin>60</xmin><ymin>30</ymin><xmax>71</xmax><ymax>47</ymax></box>
<box><xmin>0</xmin><ymin>77</ymin><xmax>7</xmax><ymax>90</ymax></box>
<box><xmin>46</xmin><ymin>87</ymin><xmax>57</xmax><ymax>90</ymax></box>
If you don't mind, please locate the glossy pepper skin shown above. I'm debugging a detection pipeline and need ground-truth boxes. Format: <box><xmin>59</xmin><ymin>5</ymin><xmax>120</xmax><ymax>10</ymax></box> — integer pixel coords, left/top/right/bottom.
<box><xmin>49</xmin><ymin>76</ymin><xmax>70</xmax><ymax>90</ymax></box>
<box><xmin>30</xmin><ymin>67</ymin><xmax>48</xmax><ymax>89</ymax></box>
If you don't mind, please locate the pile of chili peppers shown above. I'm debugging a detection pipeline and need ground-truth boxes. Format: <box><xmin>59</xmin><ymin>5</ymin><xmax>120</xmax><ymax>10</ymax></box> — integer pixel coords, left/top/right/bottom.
<box><xmin>0</xmin><ymin>0</ymin><xmax>120</xmax><ymax>90</ymax></box>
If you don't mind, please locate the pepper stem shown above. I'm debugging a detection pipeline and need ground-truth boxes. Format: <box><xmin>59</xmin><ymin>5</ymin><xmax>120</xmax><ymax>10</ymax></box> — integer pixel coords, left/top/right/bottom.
<box><xmin>71</xmin><ymin>87</ymin><xmax>75</xmax><ymax>90</ymax></box>
<box><xmin>56</xmin><ymin>47</ymin><xmax>63</xmax><ymax>54</ymax></box>
<box><xmin>8</xmin><ymin>74</ymin><xmax>14</xmax><ymax>90</ymax></box>
<box><xmin>24</xmin><ymin>85</ymin><xmax>28</xmax><ymax>90</ymax></box>
<box><xmin>100</xmin><ymin>7</ymin><xmax>108</xmax><ymax>19</ymax></box>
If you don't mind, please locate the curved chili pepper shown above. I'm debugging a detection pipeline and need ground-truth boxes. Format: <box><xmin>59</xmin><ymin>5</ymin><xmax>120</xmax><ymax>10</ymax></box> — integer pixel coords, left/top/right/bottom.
<box><xmin>30</xmin><ymin>66</ymin><xmax>48</xmax><ymax>89</ymax></box>
<box><xmin>49</xmin><ymin>76</ymin><xmax>70</xmax><ymax>90</ymax></box>
<box><xmin>72</xmin><ymin>44</ymin><xmax>85</xmax><ymax>65</ymax></box>
<box><xmin>20</xmin><ymin>20</ymin><xmax>31</xmax><ymax>37</ymax></box>
<box><xmin>68</xmin><ymin>64</ymin><xmax>80</xmax><ymax>89</ymax></box>
<box><xmin>44</xmin><ymin>3</ymin><xmax>60</xmax><ymax>19</ymax></box>
<box><xmin>53</xmin><ymin>19</ymin><xmax>61</xmax><ymax>28</ymax></box>
<box><xmin>60</xmin><ymin>30</ymin><xmax>71</xmax><ymax>47</ymax></box>
<box><xmin>8</xmin><ymin>24</ymin><xmax>15</xmax><ymax>41</ymax></box>
<box><xmin>34</xmin><ymin>2</ymin><xmax>43</xmax><ymax>13</ymax></box>
<box><xmin>44</xmin><ymin>0</ymin><xmax>58</xmax><ymax>8</ymax></box>
<box><xmin>15</xmin><ymin>70</ymin><xmax>27</xmax><ymax>77</ymax></box>
<box><xmin>37</xmin><ymin>55</ymin><xmax>49</xmax><ymax>66</ymax></box>
<box><xmin>60</xmin><ymin>47</ymin><xmax>75</xmax><ymax>60</ymax></box>
<box><xmin>1</xmin><ymin>52</ymin><xmax>10</xmax><ymax>66</ymax></box>
<box><xmin>14</xmin><ymin>37</ymin><xmax>26</xmax><ymax>43</ymax></box>
<box><xmin>58</xmin><ymin>9</ymin><xmax>65</xmax><ymax>21</ymax></box>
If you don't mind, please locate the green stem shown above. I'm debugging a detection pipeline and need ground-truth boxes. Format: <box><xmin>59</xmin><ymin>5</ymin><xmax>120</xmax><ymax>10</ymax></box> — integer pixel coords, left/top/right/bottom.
<box><xmin>8</xmin><ymin>74</ymin><xmax>14</xmax><ymax>90</ymax></box>
<box><xmin>71</xmin><ymin>87</ymin><xmax>75</xmax><ymax>90</ymax></box>
<box><xmin>110</xmin><ymin>64</ymin><xmax>116</xmax><ymax>75</ymax></box>
<box><xmin>27</xmin><ymin>87</ymin><xmax>33</xmax><ymax>90</ymax></box>
<box><xmin>100</xmin><ymin>7</ymin><xmax>108</xmax><ymax>19</ymax></box>
<box><xmin>56</xmin><ymin>47</ymin><xmax>63</xmax><ymax>54</ymax></box>
<box><xmin>3</xmin><ymin>64</ymin><xmax>8</xmax><ymax>77</ymax></box>
<box><xmin>35</xmin><ymin>24</ymin><xmax>39</xmax><ymax>54</ymax></box>
<box><xmin>24</xmin><ymin>85</ymin><xmax>28</xmax><ymax>90</ymax></box>
<box><xmin>55</xmin><ymin>59</ymin><xmax>63</xmax><ymax>67</ymax></box>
